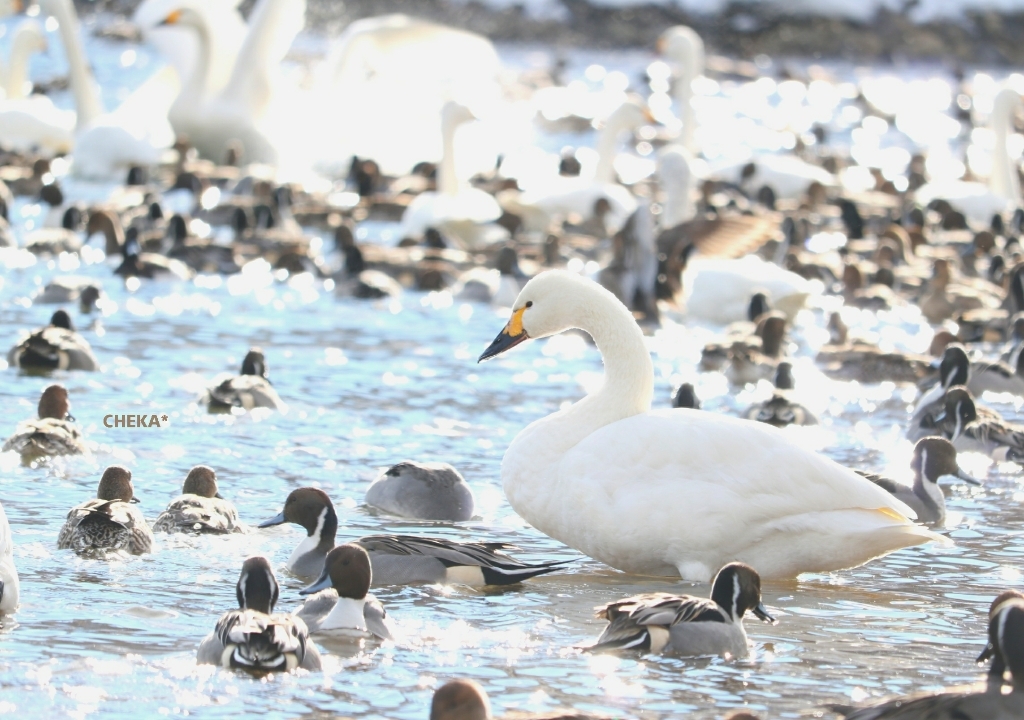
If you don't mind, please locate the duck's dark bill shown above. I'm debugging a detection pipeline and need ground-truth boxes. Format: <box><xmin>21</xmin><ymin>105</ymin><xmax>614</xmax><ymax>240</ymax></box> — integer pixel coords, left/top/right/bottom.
<box><xmin>478</xmin><ymin>328</ymin><xmax>530</xmax><ymax>362</ymax></box>
<box><xmin>300</xmin><ymin>569</ymin><xmax>332</xmax><ymax>596</ymax></box>
<box><xmin>258</xmin><ymin>512</ymin><xmax>286</xmax><ymax>528</ymax></box>
<box><xmin>753</xmin><ymin>602</ymin><xmax>776</xmax><ymax>624</ymax></box>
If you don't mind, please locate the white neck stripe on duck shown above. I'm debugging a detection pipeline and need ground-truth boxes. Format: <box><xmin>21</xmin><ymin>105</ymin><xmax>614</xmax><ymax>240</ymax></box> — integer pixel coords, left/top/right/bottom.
<box><xmin>731</xmin><ymin>574</ymin><xmax>742</xmax><ymax>621</ymax></box>
<box><xmin>320</xmin><ymin>597</ymin><xmax>368</xmax><ymax>632</ymax></box>
<box><xmin>289</xmin><ymin>507</ymin><xmax>333</xmax><ymax>566</ymax></box>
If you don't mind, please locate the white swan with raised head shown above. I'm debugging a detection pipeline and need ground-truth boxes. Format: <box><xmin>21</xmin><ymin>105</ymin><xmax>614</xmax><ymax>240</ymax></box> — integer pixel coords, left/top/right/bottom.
<box><xmin>658</xmin><ymin>25</ymin><xmax>703</xmax><ymax>153</ymax></box>
<box><xmin>479</xmin><ymin>271</ymin><xmax>943</xmax><ymax>581</ymax></box>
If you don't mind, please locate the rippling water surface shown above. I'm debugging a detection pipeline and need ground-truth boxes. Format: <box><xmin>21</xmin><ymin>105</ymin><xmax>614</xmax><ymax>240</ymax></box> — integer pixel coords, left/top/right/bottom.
<box><xmin>2</xmin><ymin>16</ymin><xmax>1024</xmax><ymax>720</ymax></box>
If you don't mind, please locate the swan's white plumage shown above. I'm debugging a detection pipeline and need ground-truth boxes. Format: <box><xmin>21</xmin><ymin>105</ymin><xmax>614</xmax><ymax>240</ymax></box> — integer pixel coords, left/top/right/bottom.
<box><xmin>0</xmin><ymin>501</ymin><xmax>19</xmax><ymax>615</ymax></box>
<box><xmin>0</xmin><ymin>19</ymin><xmax>47</xmax><ymax>100</ymax></box>
<box><xmin>495</xmin><ymin>271</ymin><xmax>941</xmax><ymax>582</ymax></box>
<box><xmin>710</xmin><ymin>153</ymin><xmax>837</xmax><ymax>199</ymax></box>
<box><xmin>683</xmin><ymin>255</ymin><xmax>818</xmax><ymax>324</ymax></box>
<box><xmin>914</xmin><ymin>87</ymin><xmax>1020</xmax><ymax>223</ymax></box>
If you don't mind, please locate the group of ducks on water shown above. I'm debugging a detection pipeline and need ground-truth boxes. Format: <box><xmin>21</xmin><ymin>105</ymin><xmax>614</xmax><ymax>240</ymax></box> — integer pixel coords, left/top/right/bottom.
<box><xmin>2</xmin><ymin>0</ymin><xmax>1024</xmax><ymax>717</ymax></box>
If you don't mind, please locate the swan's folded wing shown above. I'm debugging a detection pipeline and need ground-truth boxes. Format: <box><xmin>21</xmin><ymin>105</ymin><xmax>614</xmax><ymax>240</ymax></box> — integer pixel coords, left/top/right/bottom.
<box><xmin>554</xmin><ymin>410</ymin><xmax>932</xmax><ymax>563</ymax></box>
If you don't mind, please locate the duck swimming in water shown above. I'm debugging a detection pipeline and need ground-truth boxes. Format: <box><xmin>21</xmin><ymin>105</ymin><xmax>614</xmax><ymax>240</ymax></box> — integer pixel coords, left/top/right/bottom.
<box><xmin>478</xmin><ymin>271</ymin><xmax>942</xmax><ymax>581</ymax></box>
<box><xmin>295</xmin><ymin>544</ymin><xmax>393</xmax><ymax>639</ymax></box>
<box><xmin>585</xmin><ymin>562</ymin><xmax>774</xmax><ymax>657</ymax></box>
<box><xmin>153</xmin><ymin>465</ymin><xmax>245</xmax><ymax>534</ymax></box>
<box><xmin>57</xmin><ymin>465</ymin><xmax>153</xmax><ymax>556</ymax></box>
<box><xmin>2</xmin><ymin>384</ymin><xmax>87</xmax><ymax>457</ymax></box>
<box><xmin>205</xmin><ymin>348</ymin><xmax>286</xmax><ymax>412</ymax></box>
<box><xmin>196</xmin><ymin>556</ymin><xmax>321</xmax><ymax>674</ymax></box>
<box><xmin>7</xmin><ymin>310</ymin><xmax>99</xmax><ymax>371</ymax></box>
<box><xmin>259</xmin><ymin>487</ymin><xmax>569</xmax><ymax>585</ymax></box>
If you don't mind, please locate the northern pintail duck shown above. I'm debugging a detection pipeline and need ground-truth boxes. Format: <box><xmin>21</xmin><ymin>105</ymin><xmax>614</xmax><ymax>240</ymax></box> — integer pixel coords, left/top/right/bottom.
<box><xmin>7</xmin><ymin>310</ymin><xmax>99</xmax><ymax>371</ymax></box>
<box><xmin>196</xmin><ymin>556</ymin><xmax>322</xmax><ymax>673</ymax></box>
<box><xmin>430</xmin><ymin>678</ymin><xmax>608</xmax><ymax>720</ymax></box>
<box><xmin>0</xmin><ymin>501</ymin><xmax>19</xmax><ymax>615</ymax></box>
<box><xmin>206</xmin><ymin>348</ymin><xmax>286</xmax><ymax>412</ymax></box>
<box><xmin>57</xmin><ymin>466</ymin><xmax>153</xmax><ymax>556</ymax></box>
<box><xmin>259</xmin><ymin>487</ymin><xmax>569</xmax><ymax>585</ymax></box>
<box><xmin>909</xmin><ymin>344</ymin><xmax>971</xmax><ymax>433</ymax></box>
<box><xmin>744</xmin><ymin>362</ymin><xmax>817</xmax><ymax>427</ymax></box>
<box><xmin>585</xmin><ymin>562</ymin><xmax>775</xmax><ymax>657</ymax></box>
<box><xmin>365</xmin><ymin>461</ymin><xmax>475</xmax><ymax>522</ymax></box>
<box><xmin>967</xmin><ymin>349</ymin><xmax>1024</xmax><ymax>398</ymax></box>
<box><xmin>933</xmin><ymin>386</ymin><xmax>1024</xmax><ymax>462</ymax></box>
<box><xmin>153</xmin><ymin>465</ymin><xmax>244</xmax><ymax>534</ymax></box>
<box><xmin>295</xmin><ymin>544</ymin><xmax>393</xmax><ymax>639</ymax></box>
<box><xmin>829</xmin><ymin>591</ymin><xmax>1024</xmax><ymax>719</ymax></box>
<box><xmin>858</xmin><ymin>437</ymin><xmax>978</xmax><ymax>525</ymax></box>
<box><xmin>2</xmin><ymin>384</ymin><xmax>87</xmax><ymax>457</ymax></box>
<box><xmin>115</xmin><ymin>227</ymin><xmax>194</xmax><ymax>281</ymax></box>
<box><xmin>35</xmin><ymin>276</ymin><xmax>102</xmax><ymax>309</ymax></box>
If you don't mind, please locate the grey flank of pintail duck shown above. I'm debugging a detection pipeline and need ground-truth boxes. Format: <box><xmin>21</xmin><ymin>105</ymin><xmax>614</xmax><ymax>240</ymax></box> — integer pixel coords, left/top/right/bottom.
<box><xmin>206</xmin><ymin>348</ymin><xmax>285</xmax><ymax>412</ymax></box>
<box><xmin>2</xmin><ymin>384</ymin><xmax>87</xmax><ymax>457</ymax></box>
<box><xmin>259</xmin><ymin>487</ymin><xmax>570</xmax><ymax>586</ymax></box>
<box><xmin>57</xmin><ymin>466</ymin><xmax>153</xmax><ymax>556</ymax></box>
<box><xmin>585</xmin><ymin>562</ymin><xmax>775</xmax><ymax>657</ymax></box>
<box><xmin>153</xmin><ymin>465</ymin><xmax>245</xmax><ymax>534</ymax></box>
<box><xmin>968</xmin><ymin>348</ymin><xmax>1024</xmax><ymax>398</ymax></box>
<box><xmin>295</xmin><ymin>544</ymin><xmax>393</xmax><ymax>639</ymax></box>
<box><xmin>744</xmin><ymin>361</ymin><xmax>817</xmax><ymax>427</ymax></box>
<box><xmin>430</xmin><ymin>678</ymin><xmax>610</xmax><ymax>720</ymax></box>
<box><xmin>7</xmin><ymin>310</ymin><xmax>99</xmax><ymax>371</ymax></box>
<box><xmin>933</xmin><ymin>386</ymin><xmax>1024</xmax><ymax>462</ymax></box>
<box><xmin>34</xmin><ymin>276</ymin><xmax>102</xmax><ymax>307</ymax></box>
<box><xmin>857</xmin><ymin>437</ymin><xmax>979</xmax><ymax>526</ymax></box>
<box><xmin>908</xmin><ymin>344</ymin><xmax>970</xmax><ymax>435</ymax></box>
<box><xmin>828</xmin><ymin>591</ymin><xmax>1024</xmax><ymax>720</ymax></box>
<box><xmin>365</xmin><ymin>460</ymin><xmax>475</xmax><ymax>522</ymax></box>
<box><xmin>196</xmin><ymin>556</ymin><xmax>321</xmax><ymax>673</ymax></box>
<box><xmin>672</xmin><ymin>383</ymin><xmax>701</xmax><ymax>409</ymax></box>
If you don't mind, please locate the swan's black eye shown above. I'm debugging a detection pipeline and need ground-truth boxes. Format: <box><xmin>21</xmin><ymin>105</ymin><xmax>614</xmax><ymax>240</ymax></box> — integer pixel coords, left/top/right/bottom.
<box><xmin>525</xmin><ymin>301</ymin><xmax>533</xmax><ymax>308</ymax></box>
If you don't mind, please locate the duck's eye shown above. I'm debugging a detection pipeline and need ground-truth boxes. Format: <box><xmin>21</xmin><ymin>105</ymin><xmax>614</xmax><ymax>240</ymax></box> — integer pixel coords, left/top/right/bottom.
<box><xmin>525</xmin><ymin>301</ymin><xmax>533</xmax><ymax>308</ymax></box>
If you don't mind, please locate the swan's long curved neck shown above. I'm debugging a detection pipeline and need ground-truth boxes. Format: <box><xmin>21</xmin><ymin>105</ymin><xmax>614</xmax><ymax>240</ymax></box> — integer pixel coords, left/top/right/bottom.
<box><xmin>438</xmin><ymin>117</ymin><xmax>463</xmax><ymax>197</ymax></box>
<box><xmin>990</xmin><ymin>102</ymin><xmax>1020</xmax><ymax>203</ymax></box>
<box><xmin>180</xmin><ymin>17</ymin><xmax>213</xmax><ymax>108</ymax></box>
<box><xmin>46</xmin><ymin>0</ymin><xmax>103</xmax><ymax>128</ymax></box>
<box><xmin>594</xmin><ymin>121</ymin><xmax>626</xmax><ymax>185</ymax></box>
<box><xmin>540</xmin><ymin>285</ymin><xmax>654</xmax><ymax>448</ymax></box>
<box><xmin>5</xmin><ymin>25</ymin><xmax>43</xmax><ymax>100</ymax></box>
<box><xmin>671</xmin><ymin>49</ymin><xmax>702</xmax><ymax>153</ymax></box>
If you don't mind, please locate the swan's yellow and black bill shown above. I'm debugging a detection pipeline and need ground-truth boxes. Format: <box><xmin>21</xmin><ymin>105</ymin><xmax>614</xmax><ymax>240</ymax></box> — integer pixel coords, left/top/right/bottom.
<box><xmin>158</xmin><ymin>9</ymin><xmax>182</xmax><ymax>25</ymax></box>
<box><xmin>478</xmin><ymin>306</ymin><xmax>529</xmax><ymax>362</ymax></box>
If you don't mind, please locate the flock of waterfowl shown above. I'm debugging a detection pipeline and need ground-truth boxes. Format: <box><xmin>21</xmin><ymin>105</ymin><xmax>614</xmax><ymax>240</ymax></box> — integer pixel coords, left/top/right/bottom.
<box><xmin>2</xmin><ymin>0</ymin><xmax>1024</xmax><ymax>717</ymax></box>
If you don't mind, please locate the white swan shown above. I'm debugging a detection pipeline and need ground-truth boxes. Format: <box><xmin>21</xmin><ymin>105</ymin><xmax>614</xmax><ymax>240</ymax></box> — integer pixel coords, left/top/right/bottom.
<box><xmin>478</xmin><ymin>271</ymin><xmax>942</xmax><ymax>581</ymax></box>
<box><xmin>500</xmin><ymin>98</ymin><xmax>650</xmax><ymax>234</ymax></box>
<box><xmin>312</xmin><ymin>14</ymin><xmax>502</xmax><ymax>177</ymax></box>
<box><xmin>37</xmin><ymin>0</ymin><xmax>177</xmax><ymax>178</ymax></box>
<box><xmin>658</xmin><ymin>25</ymin><xmax>703</xmax><ymax>154</ymax></box>
<box><xmin>0</xmin><ymin>500</ymin><xmax>19</xmax><ymax>615</ymax></box>
<box><xmin>915</xmin><ymin>87</ymin><xmax>1021</xmax><ymax>224</ymax></box>
<box><xmin>0</xmin><ymin>11</ymin><xmax>75</xmax><ymax>154</ymax></box>
<box><xmin>133</xmin><ymin>0</ymin><xmax>247</xmax><ymax>140</ymax></box>
<box><xmin>0</xmin><ymin>18</ymin><xmax>47</xmax><ymax>100</ymax></box>
<box><xmin>152</xmin><ymin>0</ymin><xmax>305</xmax><ymax>164</ymax></box>
<box><xmin>661</xmin><ymin>147</ymin><xmax>818</xmax><ymax>323</ymax></box>
<box><xmin>397</xmin><ymin>100</ymin><xmax>503</xmax><ymax>248</ymax></box>
<box><xmin>657</xmin><ymin>144</ymin><xmax>697</xmax><ymax>228</ymax></box>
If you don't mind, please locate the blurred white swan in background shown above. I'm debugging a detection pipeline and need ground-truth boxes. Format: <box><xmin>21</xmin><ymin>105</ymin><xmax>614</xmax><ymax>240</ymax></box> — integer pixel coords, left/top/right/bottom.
<box><xmin>398</xmin><ymin>100</ymin><xmax>503</xmax><ymax>248</ymax></box>
<box><xmin>915</xmin><ymin>86</ymin><xmax>1022</xmax><ymax>224</ymax></box>
<box><xmin>0</xmin><ymin>18</ymin><xmax>47</xmax><ymax>100</ymax></box>
<box><xmin>312</xmin><ymin>14</ymin><xmax>503</xmax><ymax>177</ymax></box>
<box><xmin>35</xmin><ymin>0</ymin><xmax>177</xmax><ymax>178</ymax></box>
<box><xmin>148</xmin><ymin>0</ymin><xmax>306</xmax><ymax>165</ymax></box>
<box><xmin>133</xmin><ymin>0</ymin><xmax>247</xmax><ymax>141</ymax></box>
<box><xmin>658</xmin><ymin>25</ymin><xmax>703</xmax><ymax>154</ymax></box>
<box><xmin>499</xmin><ymin>97</ymin><xmax>650</xmax><ymax>234</ymax></box>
